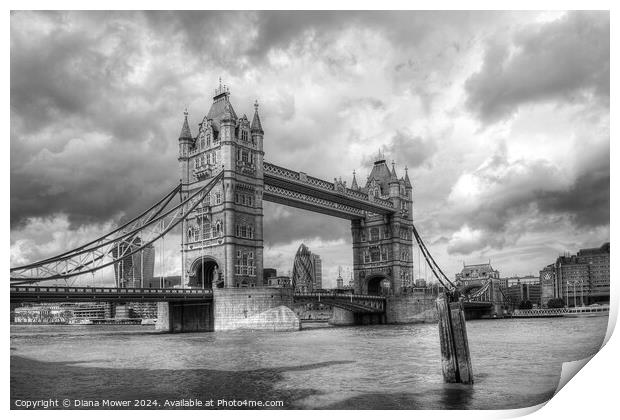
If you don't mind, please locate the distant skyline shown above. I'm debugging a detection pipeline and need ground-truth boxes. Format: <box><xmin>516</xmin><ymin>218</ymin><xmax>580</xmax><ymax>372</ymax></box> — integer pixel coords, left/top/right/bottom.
<box><xmin>10</xmin><ymin>11</ymin><xmax>609</xmax><ymax>288</ymax></box>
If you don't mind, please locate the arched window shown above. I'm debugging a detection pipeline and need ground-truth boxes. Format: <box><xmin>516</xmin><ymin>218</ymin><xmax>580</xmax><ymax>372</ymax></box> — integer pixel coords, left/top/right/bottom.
<box><xmin>187</xmin><ymin>227</ymin><xmax>195</xmax><ymax>242</ymax></box>
<box><xmin>370</xmin><ymin>247</ymin><xmax>380</xmax><ymax>262</ymax></box>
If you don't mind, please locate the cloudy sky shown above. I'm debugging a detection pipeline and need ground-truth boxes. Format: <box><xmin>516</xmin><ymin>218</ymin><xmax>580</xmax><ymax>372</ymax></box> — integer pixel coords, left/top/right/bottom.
<box><xmin>10</xmin><ymin>11</ymin><xmax>610</xmax><ymax>287</ymax></box>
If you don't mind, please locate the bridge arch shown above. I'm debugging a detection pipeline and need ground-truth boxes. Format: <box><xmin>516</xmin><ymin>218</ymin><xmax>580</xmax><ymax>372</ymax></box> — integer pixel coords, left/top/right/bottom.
<box><xmin>364</xmin><ymin>274</ymin><xmax>392</xmax><ymax>296</ymax></box>
<box><xmin>189</xmin><ymin>257</ymin><xmax>222</xmax><ymax>289</ymax></box>
<box><xmin>461</xmin><ymin>283</ymin><xmax>482</xmax><ymax>295</ymax></box>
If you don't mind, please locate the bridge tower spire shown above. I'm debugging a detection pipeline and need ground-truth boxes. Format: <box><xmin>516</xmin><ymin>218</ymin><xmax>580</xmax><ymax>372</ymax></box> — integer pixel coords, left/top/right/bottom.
<box><xmin>178</xmin><ymin>109</ymin><xmax>194</xmax><ymax>185</ymax></box>
<box><xmin>351</xmin><ymin>170</ymin><xmax>359</xmax><ymax>190</ymax></box>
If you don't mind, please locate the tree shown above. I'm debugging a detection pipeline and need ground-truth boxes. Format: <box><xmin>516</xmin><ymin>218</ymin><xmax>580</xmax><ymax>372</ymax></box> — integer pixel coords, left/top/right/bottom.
<box><xmin>547</xmin><ymin>298</ymin><xmax>565</xmax><ymax>308</ymax></box>
<box><xmin>519</xmin><ymin>300</ymin><xmax>533</xmax><ymax>310</ymax></box>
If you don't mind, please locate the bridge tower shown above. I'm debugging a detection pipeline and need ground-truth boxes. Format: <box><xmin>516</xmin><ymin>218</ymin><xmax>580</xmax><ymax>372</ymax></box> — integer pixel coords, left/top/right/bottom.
<box><xmin>178</xmin><ymin>82</ymin><xmax>264</xmax><ymax>289</ymax></box>
<box><xmin>350</xmin><ymin>158</ymin><xmax>414</xmax><ymax>295</ymax></box>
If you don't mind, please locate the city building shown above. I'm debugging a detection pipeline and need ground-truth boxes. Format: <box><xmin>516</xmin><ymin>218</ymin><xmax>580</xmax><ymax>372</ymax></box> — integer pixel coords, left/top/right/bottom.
<box><xmin>266</xmin><ymin>276</ymin><xmax>291</xmax><ymax>288</ymax></box>
<box><xmin>502</xmin><ymin>275</ymin><xmax>542</xmax><ymax>307</ymax></box>
<box><xmin>263</xmin><ymin>268</ymin><xmax>277</xmax><ymax>284</ymax></box>
<box><xmin>71</xmin><ymin>303</ymin><xmax>109</xmax><ymax>320</ymax></box>
<box><xmin>311</xmin><ymin>254</ymin><xmax>322</xmax><ymax>290</ymax></box>
<box><xmin>111</xmin><ymin>237</ymin><xmax>155</xmax><ymax>288</ymax></box>
<box><xmin>540</xmin><ymin>242</ymin><xmax>610</xmax><ymax>307</ymax></box>
<box><xmin>336</xmin><ymin>266</ymin><xmax>344</xmax><ymax>289</ymax></box>
<box><xmin>292</xmin><ymin>243</ymin><xmax>323</xmax><ymax>292</ymax></box>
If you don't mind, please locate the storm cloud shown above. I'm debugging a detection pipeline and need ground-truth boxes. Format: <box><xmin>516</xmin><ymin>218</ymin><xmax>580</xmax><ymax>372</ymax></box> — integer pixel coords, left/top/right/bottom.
<box><xmin>465</xmin><ymin>11</ymin><xmax>609</xmax><ymax>124</ymax></box>
<box><xmin>10</xmin><ymin>11</ymin><xmax>610</xmax><ymax>284</ymax></box>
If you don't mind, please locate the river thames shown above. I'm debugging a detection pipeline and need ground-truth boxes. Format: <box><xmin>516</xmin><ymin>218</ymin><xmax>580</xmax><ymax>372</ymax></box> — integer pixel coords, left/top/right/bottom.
<box><xmin>10</xmin><ymin>316</ymin><xmax>608</xmax><ymax>410</ymax></box>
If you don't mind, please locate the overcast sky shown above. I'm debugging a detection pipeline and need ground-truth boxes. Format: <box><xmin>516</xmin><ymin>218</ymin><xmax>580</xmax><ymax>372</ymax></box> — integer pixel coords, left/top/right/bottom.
<box><xmin>10</xmin><ymin>11</ymin><xmax>610</xmax><ymax>287</ymax></box>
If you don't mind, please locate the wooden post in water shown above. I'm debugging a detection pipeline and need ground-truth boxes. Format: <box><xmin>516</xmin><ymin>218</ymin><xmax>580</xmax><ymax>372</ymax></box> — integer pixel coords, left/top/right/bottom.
<box><xmin>436</xmin><ymin>294</ymin><xmax>474</xmax><ymax>384</ymax></box>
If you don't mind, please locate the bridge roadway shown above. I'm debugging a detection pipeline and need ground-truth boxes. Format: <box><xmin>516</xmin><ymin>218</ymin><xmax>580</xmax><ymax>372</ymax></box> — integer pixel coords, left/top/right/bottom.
<box><xmin>10</xmin><ymin>286</ymin><xmax>213</xmax><ymax>303</ymax></box>
<box><xmin>10</xmin><ymin>286</ymin><xmax>387</xmax><ymax>313</ymax></box>
<box><xmin>11</xmin><ymin>285</ymin><xmax>496</xmax><ymax>318</ymax></box>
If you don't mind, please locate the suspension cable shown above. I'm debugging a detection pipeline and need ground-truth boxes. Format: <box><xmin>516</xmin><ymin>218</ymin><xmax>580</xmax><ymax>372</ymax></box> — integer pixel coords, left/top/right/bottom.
<box><xmin>410</xmin><ymin>225</ymin><xmax>456</xmax><ymax>291</ymax></box>
<box><xmin>12</xmin><ymin>184</ymin><xmax>181</xmax><ymax>270</ymax></box>
<box><xmin>11</xmin><ymin>172</ymin><xmax>223</xmax><ymax>283</ymax></box>
<box><xmin>411</xmin><ymin>224</ymin><xmax>456</xmax><ymax>289</ymax></box>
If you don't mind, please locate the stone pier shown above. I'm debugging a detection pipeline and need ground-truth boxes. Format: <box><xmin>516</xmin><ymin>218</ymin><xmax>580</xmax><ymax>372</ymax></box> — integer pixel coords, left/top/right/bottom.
<box><xmin>385</xmin><ymin>293</ymin><xmax>438</xmax><ymax>324</ymax></box>
<box><xmin>156</xmin><ymin>287</ymin><xmax>300</xmax><ymax>333</ymax></box>
<box><xmin>155</xmin><ymin>301</ymin><xmax>213</xmax><ymax>333</ymax></box>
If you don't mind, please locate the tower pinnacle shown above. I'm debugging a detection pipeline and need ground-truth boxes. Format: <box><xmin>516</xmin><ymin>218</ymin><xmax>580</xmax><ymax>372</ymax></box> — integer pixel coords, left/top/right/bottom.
<box><xmin>403</xmin><ymin>165</ymin><xmax>412</xmax><ymax>188</ymax></box>
<box><xmin>351</xmin><ymin>170</ymin><xmax>359</xmax><ymax>190</ymax></box>
<box><xmin>251</xmin><ymin>99</ymin><xmax>264</xmax><ymax>134</ymax></box>
<box><xmin>179</xmin><ymin>109</ymin><xmax>192</xmax><ymax>140</ymax></box>
<box><xmin>389</xmin><ymin>160</ymin><xmax>398</xmax><ymax>182</ymax></box>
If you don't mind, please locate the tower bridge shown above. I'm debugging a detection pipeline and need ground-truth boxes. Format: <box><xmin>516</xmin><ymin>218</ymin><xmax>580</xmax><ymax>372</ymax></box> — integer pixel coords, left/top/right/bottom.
<box><xmin>10</xmin><ymin>82</ymin><xmax>501</xmax><ymax>332</ymax></box>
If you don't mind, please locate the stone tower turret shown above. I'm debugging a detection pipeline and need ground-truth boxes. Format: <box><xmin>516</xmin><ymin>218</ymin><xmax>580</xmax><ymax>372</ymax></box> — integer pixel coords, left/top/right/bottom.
<box><xmin>178</xmin><ymin>109</ymin><xmax>193</xmax><ymax>185</ymax></box>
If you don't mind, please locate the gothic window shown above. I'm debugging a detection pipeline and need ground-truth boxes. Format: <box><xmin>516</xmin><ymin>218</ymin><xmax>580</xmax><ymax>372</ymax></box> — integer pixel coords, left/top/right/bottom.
<box><xmin>235</xmin><ymin>251</ymin><xmax>242</xmax><ymax>275</ymax></box>
<box><xmin>187</xmin><ymin>227</ymin><xmax>195</xmax><ymax>242</ymax></box>
<box><xmin>241</xmin><ymin>130</ymin><xmax>248</xmax><ymax>142</ymax></box>
<box><xmin>216</xmin><ymin>192</ymin><xmax>222</xmax><ymax>204</ymax></box>
<box><xmin>370</xmin><ymin>247</ymin><xmax>380</xmax><ymax>262</ymax></box>
<box><xmin>205</xmin><ymin>133</ymin><xmax>210</xmax><ymax>147</ymax></box>
<box><xmin>381</xmin><ymin>246</ymin><xmax>388</xmax><ymax>261</ymax></box>
<box><xmin>235</xmin><ymin>249</ymin><xmax>256</xmax><ymax>276</ymax></box>
<box><xmin>370</xmin><ymin>228</ymin><xmax>380</xmax><ymax>242</ymax></box>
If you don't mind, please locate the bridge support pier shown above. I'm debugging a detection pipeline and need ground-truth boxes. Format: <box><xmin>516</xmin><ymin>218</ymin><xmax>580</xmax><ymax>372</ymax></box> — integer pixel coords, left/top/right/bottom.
<box><xmin>328</xmin><ymin>307</ymin><xmax>384</xmax><ymax>326</ymax></box>
<box><xmin>436</xmin><ymin>295</ymin><xmax>474</xmax><ymax>384</ymax></box>
<box><xmin>155</xmin><ymin>301</ymin><xmax>213</xmax><ymax>333</ymax></box>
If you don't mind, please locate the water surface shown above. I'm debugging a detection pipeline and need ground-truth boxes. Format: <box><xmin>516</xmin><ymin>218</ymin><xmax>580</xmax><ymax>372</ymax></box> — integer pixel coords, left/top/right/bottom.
<box><xmin>10</xmin><ymin>317</ymin><xmax>608</xmax><ymax>409</ymax></box>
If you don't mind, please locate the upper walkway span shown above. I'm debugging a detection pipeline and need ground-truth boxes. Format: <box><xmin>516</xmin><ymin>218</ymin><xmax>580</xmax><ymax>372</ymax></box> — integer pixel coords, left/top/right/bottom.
<box><xmin>263</xmin><ymin>161</ymin><xmax>397</xmax><ymax>219</ymax></box>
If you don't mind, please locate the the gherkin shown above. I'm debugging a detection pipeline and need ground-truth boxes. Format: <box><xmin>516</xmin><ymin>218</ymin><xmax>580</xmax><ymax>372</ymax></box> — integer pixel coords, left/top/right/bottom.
<box><xmin>292</xmin><ymin>244</ymin><xmax>321</xmax><ymax>292</ymax></box>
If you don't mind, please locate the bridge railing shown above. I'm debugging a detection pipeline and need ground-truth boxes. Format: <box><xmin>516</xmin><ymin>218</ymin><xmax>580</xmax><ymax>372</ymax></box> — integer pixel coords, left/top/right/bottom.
<box><xmin>10</xmin><ymin>286</ymin><xmax>214</xmax><ymax>296</ymax></box>
<box><xmin>511</xmin><ymin>308</ymin><xmax>568</xmax><ymax>317</ymax></box>
<box><xmin>294</xmin><ymin>292</ymin><xmax>385</xmax><ymax>300</ymax></box>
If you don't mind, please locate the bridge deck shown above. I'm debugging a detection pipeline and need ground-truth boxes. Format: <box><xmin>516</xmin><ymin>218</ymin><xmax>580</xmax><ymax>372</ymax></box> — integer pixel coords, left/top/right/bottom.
<box><xmin>294</xmin><ymin>292</ymin><xmax>386</xmax><ymax>313</ymax></box>
<box><xmin>10</xmin><ymin>286</ymin><xmax>213</xmax><ymax>302</ymax></box>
